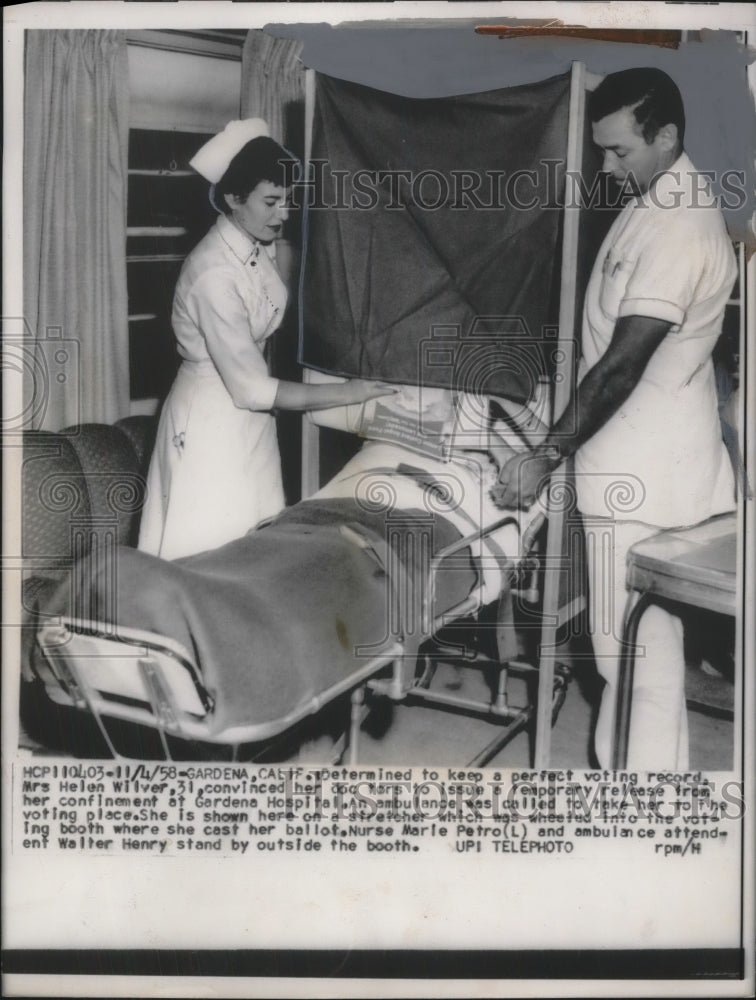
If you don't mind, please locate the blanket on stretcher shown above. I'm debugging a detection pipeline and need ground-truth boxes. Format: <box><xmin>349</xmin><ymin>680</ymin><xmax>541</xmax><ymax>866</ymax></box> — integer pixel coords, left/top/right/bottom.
<box><xmin>35</xmin><ymin>499</ymin><xmax>479</xmax><ymax>734</ymax></box>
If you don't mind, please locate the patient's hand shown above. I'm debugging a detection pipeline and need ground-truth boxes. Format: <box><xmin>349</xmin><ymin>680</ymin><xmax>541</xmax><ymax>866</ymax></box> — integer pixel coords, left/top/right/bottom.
<box><xmin>490</xmin><ymin>450</ymin><xmax>555</xmax><ymax>510</ymax></box>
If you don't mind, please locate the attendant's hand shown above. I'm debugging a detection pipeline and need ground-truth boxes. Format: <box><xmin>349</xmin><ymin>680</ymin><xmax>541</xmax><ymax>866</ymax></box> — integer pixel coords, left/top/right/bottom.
<box><xmin>342</xmin><ymin>379</ymin><xmax>399</xmax><ymax>404</ymax></box>
<box><xmin>490</xmin><ymin>449</ymin><xmax>558</xmax><ymax>510</ymax></box>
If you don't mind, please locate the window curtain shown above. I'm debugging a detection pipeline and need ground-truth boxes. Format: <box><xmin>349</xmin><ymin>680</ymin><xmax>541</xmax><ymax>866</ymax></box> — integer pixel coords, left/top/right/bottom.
<box><xmin>23</xmin><ymin>30</ymin><xmax>130</xmax><ymax>431</ymax></box>
<box><xmin>240</xmin><ymin>30</ymin><xmax>305</xmax><ymax>148</ymax></box>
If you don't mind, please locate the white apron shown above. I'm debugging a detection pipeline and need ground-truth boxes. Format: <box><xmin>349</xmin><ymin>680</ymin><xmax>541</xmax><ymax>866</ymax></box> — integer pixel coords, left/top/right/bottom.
<box><xmin>138</xmin><ymin>362</ymin><xmax>284</xmax><ymax>560</ymax></box>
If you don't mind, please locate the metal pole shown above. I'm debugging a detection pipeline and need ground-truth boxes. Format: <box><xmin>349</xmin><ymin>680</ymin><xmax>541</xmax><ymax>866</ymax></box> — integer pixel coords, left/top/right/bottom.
<box><xmin>300</xmin><ymin>67</ymin><xmax>320</xmax><ymax>498</ymax></box>
<box><xmin>534</xmin><ymin>60</ymin><xmax>586</xmax><ymax>768</ymax></box>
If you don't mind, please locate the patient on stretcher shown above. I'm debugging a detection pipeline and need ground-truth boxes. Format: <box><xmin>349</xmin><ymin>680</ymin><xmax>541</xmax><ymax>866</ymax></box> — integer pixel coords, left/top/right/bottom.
<box><xmin>28</xmin><ymin>389</ymin><xmax>549</xmax><ymax>759</ymax></box>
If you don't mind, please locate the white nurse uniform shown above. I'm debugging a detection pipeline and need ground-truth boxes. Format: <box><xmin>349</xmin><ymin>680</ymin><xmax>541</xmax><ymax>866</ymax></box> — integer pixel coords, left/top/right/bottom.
<box><xmin>138</xmin><ymin>213</ymin><xmax>287</xmax><ymax>560</ymax></box>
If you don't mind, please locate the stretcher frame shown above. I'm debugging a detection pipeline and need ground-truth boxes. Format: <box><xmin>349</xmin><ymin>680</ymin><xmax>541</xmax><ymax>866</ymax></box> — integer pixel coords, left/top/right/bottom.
<box><xmin>35</xmin><ymin>510</ymin><xmax>549</xmax><ymax>763</ymax></box>
<box><xmin>300</xmin><ymin>62</ymin><xmax>593</xmax><ymax>767</ymax></box>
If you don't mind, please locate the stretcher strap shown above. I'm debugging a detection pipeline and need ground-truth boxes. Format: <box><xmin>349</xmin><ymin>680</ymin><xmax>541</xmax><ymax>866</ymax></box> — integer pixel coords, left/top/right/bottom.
<box><xmin>337</xmin><ymin>521</ymin><xmax>419</xmax><ymax>647</ymax></box>
<box><xmin>357</xmin><ymin>463</ymin><xmax>484</xmax><ymax>554</ymax></box>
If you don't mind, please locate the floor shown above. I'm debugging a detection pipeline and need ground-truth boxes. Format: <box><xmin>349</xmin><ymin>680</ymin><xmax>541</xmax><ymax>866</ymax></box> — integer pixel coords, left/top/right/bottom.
<box><xmin>19</xmin><ymin>626</ymin><xmax>734</xmax><ymax>770</ymax></box>
<box><xmin>287</xmin><ymin>603</ymin><xmax>735</xmax><ymax>770</ymax></box>
<box><xmin>291</xmin><ymin>654</ymin><xmax>734</xmax><ymax>771</ymax></box>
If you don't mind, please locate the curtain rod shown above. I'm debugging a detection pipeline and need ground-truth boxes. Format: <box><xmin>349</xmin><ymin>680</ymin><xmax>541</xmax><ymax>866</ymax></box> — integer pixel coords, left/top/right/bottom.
<box><xmin>125</xmin><ymin>29</ymin><xmax>245</xmax><ymax>62</ymax></box>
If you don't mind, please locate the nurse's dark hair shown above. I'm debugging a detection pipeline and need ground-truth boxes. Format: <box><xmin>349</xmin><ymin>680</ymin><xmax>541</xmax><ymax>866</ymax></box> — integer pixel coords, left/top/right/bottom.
<box><xmin>215</xmin><ymin>136</ymin><xmax>296</xmax><ymax>211</ymax></box>
<box><xmin>589</xmin><ymin>68</ymin><xmax>685</xmax><ymax>149</ymax></box>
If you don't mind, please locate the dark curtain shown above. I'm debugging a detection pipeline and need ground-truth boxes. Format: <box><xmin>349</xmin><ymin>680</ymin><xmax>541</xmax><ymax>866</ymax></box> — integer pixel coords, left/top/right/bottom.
<box><xmin>300</xmin><ymin>72</ymin><xmax>571</xmax><ymax>403</ymax></box>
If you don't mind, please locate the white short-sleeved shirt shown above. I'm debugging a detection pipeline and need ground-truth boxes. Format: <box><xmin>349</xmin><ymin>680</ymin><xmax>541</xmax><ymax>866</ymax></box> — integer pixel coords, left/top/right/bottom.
<box><xmin>171</xmin><ymin>213</ymin><xmax>286</xmax><ymax>410</ymax></box>
<box><xmin>575</xmin><ymin>153</ymin><xmax>737</xmax><ymax>527</ymax></box>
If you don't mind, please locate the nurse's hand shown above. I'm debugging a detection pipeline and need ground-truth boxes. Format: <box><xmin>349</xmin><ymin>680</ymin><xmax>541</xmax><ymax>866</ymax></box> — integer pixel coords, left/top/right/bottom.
<box><xmin>490</xmin><ymin>450</ymin><xmax>556</xmax><ymax>510</ymax></box>
<box><xmin>342</xmin><ymin>379</ymin><xmax>399</xmax><ymax>404</ymax></box>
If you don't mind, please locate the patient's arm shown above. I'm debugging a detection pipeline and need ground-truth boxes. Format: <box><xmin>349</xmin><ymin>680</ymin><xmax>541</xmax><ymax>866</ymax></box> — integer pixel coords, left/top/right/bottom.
<box><xmin>486</xmin><ymin>394</ymin><xmax>548</xmax><ymax>475</ymax></box>
<box><xmin>487</xmin><ymin>429</ymin><xmax>518</xmax><ymax>473</ymax></box>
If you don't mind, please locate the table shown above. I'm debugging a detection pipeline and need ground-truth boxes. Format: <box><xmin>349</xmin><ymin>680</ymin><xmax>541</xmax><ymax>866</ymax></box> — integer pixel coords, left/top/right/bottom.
<box><xmin>613</xmin><ymin>512</ymin><xmax>737</xmax><ymax>768</ymax></box>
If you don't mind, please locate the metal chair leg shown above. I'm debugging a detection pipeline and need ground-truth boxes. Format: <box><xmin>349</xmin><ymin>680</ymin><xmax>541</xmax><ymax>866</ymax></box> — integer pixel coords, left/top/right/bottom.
<box><xmin>612</xmin><ymin>592</ymin><xmax>652</xmax><ymax>768</ymax></box>
<box><xmin>348</xmin><ymin>686</ymin><xmax>366</xmax><ymax>765</ymax></box>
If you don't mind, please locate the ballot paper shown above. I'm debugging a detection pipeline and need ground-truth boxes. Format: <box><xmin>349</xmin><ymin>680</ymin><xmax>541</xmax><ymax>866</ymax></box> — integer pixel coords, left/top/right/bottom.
<box><xmin>362</xmin><ymin>385</ymin><xmax>456</xmax><ymax>458</ymax></box>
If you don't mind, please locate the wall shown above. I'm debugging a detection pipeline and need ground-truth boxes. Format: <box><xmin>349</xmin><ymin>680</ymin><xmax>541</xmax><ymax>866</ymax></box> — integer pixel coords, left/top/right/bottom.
<box><xmin>128</xmin><ymin>44</ymin><xmax>241</xmax><ymax>132</ymax></box>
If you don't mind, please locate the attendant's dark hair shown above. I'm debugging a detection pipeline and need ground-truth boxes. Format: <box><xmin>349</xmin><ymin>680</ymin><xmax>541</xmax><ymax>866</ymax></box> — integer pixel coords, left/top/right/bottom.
<box><xmin>589</xmin><ymin>68</ymin><xmax>685</xmax><ymax>149</ymax></box>
<box><xmin>215</xmin><ymin>136</ymin><xmax>295</xmax><ymax>211</ymax></box>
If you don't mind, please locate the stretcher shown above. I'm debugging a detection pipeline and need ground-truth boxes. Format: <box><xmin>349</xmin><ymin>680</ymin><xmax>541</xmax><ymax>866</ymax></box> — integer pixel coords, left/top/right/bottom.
<box><xmin>32</xmin><ymin>441</ymin><xmax>570</xmax><ymax>764</ymax></box>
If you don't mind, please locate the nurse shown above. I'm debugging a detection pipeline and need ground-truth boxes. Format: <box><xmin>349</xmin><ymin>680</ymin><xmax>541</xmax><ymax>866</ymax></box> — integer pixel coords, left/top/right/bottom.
<box><xmin>138</xmin><ymin>119</ymin><xmax>395</xmax><ymax>560</ymax></box>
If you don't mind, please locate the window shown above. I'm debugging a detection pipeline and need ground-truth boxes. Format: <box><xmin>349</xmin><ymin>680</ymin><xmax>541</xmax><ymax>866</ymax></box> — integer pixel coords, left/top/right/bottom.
<box><xmin>125</xmin><ymin>30</ymin><xmax>243</xmax><ymax>413</ymax></box>
<box><xmin>127</xmin><ymin>128</ymin><xmax>217</xmax><ymax>404</ymax></box>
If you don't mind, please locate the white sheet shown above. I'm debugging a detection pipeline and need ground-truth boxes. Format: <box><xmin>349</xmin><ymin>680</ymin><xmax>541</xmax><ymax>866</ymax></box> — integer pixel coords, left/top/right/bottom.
<box><xmin>313</xmin><ymin>440</ymin><xmax>547</xmax><ymax>606</ymax></box>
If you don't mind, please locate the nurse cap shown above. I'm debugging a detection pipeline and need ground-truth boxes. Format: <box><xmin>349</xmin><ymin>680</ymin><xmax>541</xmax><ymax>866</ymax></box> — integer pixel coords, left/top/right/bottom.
<box><xmin>189</xmin><ymin>118</ymin><xmax>271</xmax><ymax>184</ymax></box>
